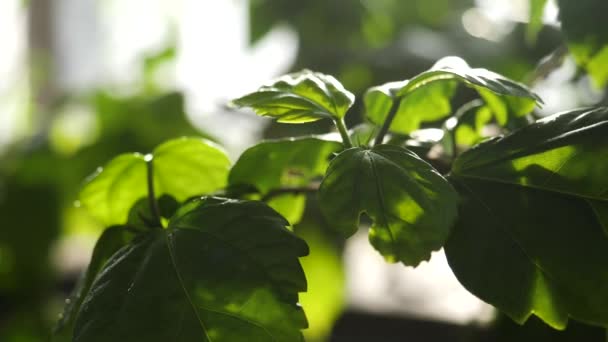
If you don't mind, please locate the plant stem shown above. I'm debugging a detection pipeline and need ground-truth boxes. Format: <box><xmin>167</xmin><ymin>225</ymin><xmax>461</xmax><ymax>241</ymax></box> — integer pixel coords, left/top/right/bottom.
<box><xmin>145</xmin><ymin>154</ymin><xmax>162</xmax><ymax>228</ymax></box>
<box><xmin>335</xmin><ymin>118</ymin><xmax>353</xmax><ymax>148</ymax></box>
<box><xmin>373</xmin><ymin>98</ymin><xmax>400</xmax><ymax>146</ymax></box>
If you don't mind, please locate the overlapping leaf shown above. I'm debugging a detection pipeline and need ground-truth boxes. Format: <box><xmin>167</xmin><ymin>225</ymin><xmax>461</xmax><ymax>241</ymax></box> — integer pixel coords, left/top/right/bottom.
<box><xmin>53</xmin><ymin>227</ymin><xmax>134</xmax><ymax>341</ymax></box>
<box><xmin>446</xmin><ymin>107</ymin><xmax>608</xmax><ymax>328</ymax></box>
<box><xmin>318</xmin><ymin>144</ymin><xmax>458</xmax><ymax>266</ymax></box>
<box><xmin>229</xmin><ymin>137</ymin><xmax>342</xmax><ymax>223</ymax></box>
<box><xmin>232</xmin><ymin>70</ymin><xmax>355</xmax><ymax>123</ymax></box>
<box><xmin>71</xmin><ymin>197</ymin><xmax>309</xmax><ymax>342</ymax></box>
<box><xmin>364</xmin><ymin>56</ymin><xmax>541</xmax><ymax>134</ymax></box>
<box><xmin>80</xmin><ymin>137</ymin><xmax>230</xmax><ymax>225</ymax></box>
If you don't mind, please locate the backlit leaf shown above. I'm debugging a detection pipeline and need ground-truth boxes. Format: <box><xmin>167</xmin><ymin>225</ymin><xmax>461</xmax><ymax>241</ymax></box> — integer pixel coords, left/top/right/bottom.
<box><xmin>229</xmin><ymin>137</ymin><xmax>342</xmax><ymax>224</ymax></box>
<box><xmin>80</xmin><ymin>137</ymin><xmax>230</xmax><ymax>225</ymax></box>
<box><xmin>364</xmin><ymin>56</ymin><xmax>541</xmax><ymax>134</ymax></box>
<box><xmin>232</xmin><ymin>70</ymin><xmax>355</xmax><ymax>123</ymax></box>
<box><xmin>318</xmin><ymin>144</ymin><xmax>458</xmax><ymax>266</ymax></box>
<box><xmin>446</xmin><ymin>107</ymin><xmax>608</xmax><ymax>328</ymax></box>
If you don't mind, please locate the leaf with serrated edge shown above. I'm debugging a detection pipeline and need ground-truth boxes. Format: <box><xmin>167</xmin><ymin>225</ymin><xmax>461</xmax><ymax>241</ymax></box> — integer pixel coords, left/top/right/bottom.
<box><xmin>446</xmin><ymin>107</ymin><xmax>608</xmax><ymax>329</ymax></box>
<box><xmin>364</xmin><ymin>56</ymin><xmax>541</xmax><ymax>134</ymax></box>
<box><xmin>73</xmin><ymin>197</ymin><xmax>309</xmax><ymax>342</ymax></box>
<box><xmin>232</xmin><ymin>70</ymin><xmax>355</xmax><ymax>123</ymax></box>
<box><xmin>318</xmin><ymin>144</ymin><xmax>458</xmax><ymax>266</ymax></box>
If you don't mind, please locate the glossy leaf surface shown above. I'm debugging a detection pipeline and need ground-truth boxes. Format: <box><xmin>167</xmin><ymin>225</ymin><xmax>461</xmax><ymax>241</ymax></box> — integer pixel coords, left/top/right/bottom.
<box><xmin>229</xmin><ymin>137</ymin><xmax>342</xmax><ymax>224</ymax></box>
<box><xmin>318</xmin><ymin>144</ymin><xmax>458</xmax><ymax>266</ymax></box>
<box><xmin>364</xmin><ymin>56</ymin><xmax>541</xmax><ymax>134</ymax></box>
<box><xmin>53</xmin><ymin>227</ymin><xmax>134</xmax><ymax>341</ymax></box>
<box><xmin>80</xmin><ymin>138</ymin><xmax>230</xmax><ymax>225</ymax></box>
<box><xmin>446</xmin><ymin>107</ymin><xmax>608</xmax><ymax>328</ymax></box>
<box><xmin>232</xmin><ymin>70</ymin><xmax>355</xmax><ymax>123</ymax></box>
<box><xmin>72</xmin><ymin>198</ymin><xmax>309</xmax><ymax>342</ymax></box>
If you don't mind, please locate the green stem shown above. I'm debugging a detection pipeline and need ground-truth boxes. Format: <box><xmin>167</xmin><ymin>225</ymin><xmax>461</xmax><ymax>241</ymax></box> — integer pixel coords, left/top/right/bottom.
<box><xmin>335</xmin><ymin>118</ymin><xmax>353</xmax><ymax>148</ymax></box>
<box><xmin>145</xmin><ymin>154</ymin><xmax>162</xmax><ymax>228</ymax></box>
<box><xmin>373</xmin><ymin>97</ymin><xmax>400</xmax><ymax>146</ymax></box>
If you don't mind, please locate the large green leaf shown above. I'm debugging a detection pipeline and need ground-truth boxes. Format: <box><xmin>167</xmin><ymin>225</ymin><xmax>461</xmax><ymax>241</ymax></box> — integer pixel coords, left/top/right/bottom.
<box><xmin>558</xmin><ymin>0</ymin><xmax>608</xmax><ymax>87</ymax></box>
<box><xmin>228</xmin><ymin>137</ymin><xmax>342</xmax><ymax>224</ymax></box>
<box><xmin>364</xmin><ymin>56</ymin><xmax>541</xmax><ymax>134</ymax></box>
<box><xmin>53</xmin><ymin>227</ymin><xmax>134</xmax><ymax>341</ymax></box>
<box><xmin>318</xmin><ymin>144</ymin><xmax>458</xmax><ymax>266</ymax></box>
<box><xmin>446</xmin><ymin>107</ymin><xmax>608</xmax><ymax>329</ymax></box>
<box><xmin>71</xmin><ymin>197</ymin><xmax>309</xmax><ymax>342</ymax></box>
<box><xmin>80</xmin><ymin>137</ymin><xmax>230</xmax><ymax>225</ymax></box>
<box><xmin>231</xmin><ymin>70</ymin><xmax>355</xmax><ymax>123</ymax></box>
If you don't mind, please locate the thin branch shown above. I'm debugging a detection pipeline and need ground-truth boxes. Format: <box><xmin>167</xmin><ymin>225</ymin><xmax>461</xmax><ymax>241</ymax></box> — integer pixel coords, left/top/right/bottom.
<box><xmin>373</xmin><ymin>97</ymin><xmax>400</xmax><ymax>146</ymax></box>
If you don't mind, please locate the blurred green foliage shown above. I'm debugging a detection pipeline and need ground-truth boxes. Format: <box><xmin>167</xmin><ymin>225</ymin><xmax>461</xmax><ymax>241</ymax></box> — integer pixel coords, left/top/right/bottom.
<box><xmin>1</xmin><ymin>0</ymin><xmax>607</xmax><ymax>341</ymax></box>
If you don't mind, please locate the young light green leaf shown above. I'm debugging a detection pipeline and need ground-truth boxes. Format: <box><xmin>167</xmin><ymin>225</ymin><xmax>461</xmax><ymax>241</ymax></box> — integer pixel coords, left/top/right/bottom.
<box><xmin>558</xmin><ymin>0</ymin><xmax>608</xmax><ymax>87</ymax></box>
<box><xmin>365</xmin><ymin>80</ymin><xmax>457</xmax><ymax>134</ymax></box>
<box><xmin>318</xmin><ymin>144</ymin><xmax>458</xmax><ymax>266</ymax></box>
<box><xmin>72</xmin><ymin>197</ymin><xmax>309</xmax><ymax>342</ymax></box>
<box><xmin>446</xmin><ymin>107</ymin><xmax>608</xmax><ymax>329</ymax></box>
<box><xmin>364</xmin><ymin>56</ymin><xmax>541</xmax><ymax>134</ymax></box>
<box><xmin>153</xmin><ymin>137</ymin><xmax>231</xmax><ymax>201</ymax></box>
<box><xmin>80</xmin><ymin>137</ymin><xmax>230</xmax><ymax>225</ymax></box>
<box><xmin>79</xmin><ymin>153</ymin><xmax>148</xmax><ymax>225</ymax></box>
<box><xmin>232</xmin><ymin>70</ymin><xmax>355</xmax><ymax>123</ymax></box>
<box><xmin>229</xmin><ymin>137</ymin><xmax>342</xmax><ymax>224</ymax></box>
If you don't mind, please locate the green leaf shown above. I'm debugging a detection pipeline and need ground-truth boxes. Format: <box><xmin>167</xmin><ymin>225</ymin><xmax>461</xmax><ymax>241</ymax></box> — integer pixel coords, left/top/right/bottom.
<box><xmin>72</xmin><ymin>197</ymin><xmax>309</xmax><ymax>342</ymax></box>
<box><xmin>232</xmin><ymin>70</ymin><xmax>355</xmax><ymax>123</ymax></box>
<box><xmin>365</xmin><ymin>80</ymin><xmax>457</xmax><ymax>134</ymax></box>
<box><xmin>153</xmin><ymin>137</ymin><xmax>231</xmax><ymax>202</ymax></box>
<box><xmin>452</xmin><ymin>107</ymin><xmax>608</xmax><ymax>199</ymax></box>
<box><xmin>527</xmin><ymin>0</ymin><xmax>548</xmax><ymax>44</ymax></box>
<box><xmin>80</xmin><ymin>137</ymin><xmax>230</xmax><ymax>225</ymax></box>
<box><xmin>558</xmin><ymin>0</ymin><xmax>608</xmax><ymax>87</ymax></box>
<box><xmin>79</xmin><ymin>153</ymin><xmax>148</xmax><ymax>225</ymax></box>
<box><xmin>349</xmin><ymin>123</ymin><xmax>379</xmax><ymax>147</ymax></box>
<box><xmin>364</xmin><ymin>56</ymin><xmax>541</xmax><ymax>134</ymax></box>
<box><xmin>53</xmin><ymin>227</ymin><xmax>134</xmax><ymax>341</ymax></box>
<box><xmin>229</xmin><ymin>137</ymin><xmax>342</xmax><ymax>224</ymax></box>
<box><xmin>318</xmin><ymin>144</ymin><xmax>458</xmax><ymax>266</ymax></box>
<box><xmin>446</xmin><ymin>107</ymin><xmax>608</xmax><ymax>328</ymax></box>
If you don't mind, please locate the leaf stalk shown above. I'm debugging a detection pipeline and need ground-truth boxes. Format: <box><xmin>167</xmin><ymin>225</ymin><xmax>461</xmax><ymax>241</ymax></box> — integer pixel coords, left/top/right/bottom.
<box><xmin>335</xmin><ymin>118</ymin><xmax>353</xmax><ymax>148</ymax></box>
<box><xmin>145</xmin><ymin>154</ymin><xmax>163</xmax><ymax>228</ymax></box>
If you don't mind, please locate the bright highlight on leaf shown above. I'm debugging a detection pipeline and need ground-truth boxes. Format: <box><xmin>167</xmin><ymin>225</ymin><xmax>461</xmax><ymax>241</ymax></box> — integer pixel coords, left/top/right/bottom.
<box><xmin>364</xmin><ymin>56</ymin><xmax>542</xmax><ymax>134</ymax></box>
<box><xmin>318</xmin><ymin>144</ymin><xmax>458</xmax><ymax>266</ymax></box>
<box><xmin>80</xmin><ymin>137</ymin><xmax>231</xmax><ymax>225</ymax></box>
<box><xmin>71</xmin><ymin>197</ymin><xmax>309</xmax><ymax>342</ymax></box>
<box><xmin>446</xmin><ymin>107</ymin><xmax>608</xmax><ymax>329</ymax></box>
<box><xmin>232</xmin><ymin>69</ymin><xmax>355</xmax><ymax>123</ymax></box>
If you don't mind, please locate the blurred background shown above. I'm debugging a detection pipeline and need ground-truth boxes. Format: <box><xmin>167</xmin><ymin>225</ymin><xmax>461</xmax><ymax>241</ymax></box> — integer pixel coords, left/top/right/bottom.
<box><xmin>0</xmin><ymin>0</ymin><xmax>606</xmax><ymax>341</ymax></box>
